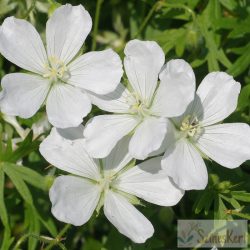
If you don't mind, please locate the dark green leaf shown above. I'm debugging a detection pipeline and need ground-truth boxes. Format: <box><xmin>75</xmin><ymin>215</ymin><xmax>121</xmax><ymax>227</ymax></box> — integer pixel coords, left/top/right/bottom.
<box><xmin>227</xmin><ymin>44</ymin><xmax>250</xmax><ymax>77</ymax></box>
<box><xmin>0</xmin><ymin>168</ymin><xmax>9</xmax><ymax>228</ymax></box>
<box><xmin>3</xmin><ymin>163</ymin><xmax>33</xmax><ymax>205</ymax></box>
<box><xmin>10</xmin><ymin>164</ymin><xmax>46</xmax><ymax>190</ymax></box>
<box><xmin>0</xmin><ymin>228</ymin><xmax>14</xmax><ymax>250</ymax></box>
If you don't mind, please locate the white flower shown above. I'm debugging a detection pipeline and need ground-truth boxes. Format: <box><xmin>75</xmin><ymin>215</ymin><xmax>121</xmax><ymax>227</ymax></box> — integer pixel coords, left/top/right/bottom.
<box><xmin>84</xmin><ymin>39</ymin><xmax>195</xmax><ymax>160</ymax></box>
<box><xmin>0</xmin><ymin>4</ymin><xmax>122</xmax><ymax>128</ymax></box>
<box><xmin>161</xmin><ymin>71</ymin><xmax>250</xmax><ymax>190</ymax></box>
<box><xmin>39</xmin><ymin>126</ymin><xmax>184</xmax><ymax>243</ymax></box>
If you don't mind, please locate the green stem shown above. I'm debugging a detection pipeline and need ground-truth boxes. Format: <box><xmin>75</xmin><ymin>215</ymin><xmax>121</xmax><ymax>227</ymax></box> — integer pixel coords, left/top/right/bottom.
<box><xmin>91</xmin><ymin>0</ymin><xmax>104</xmax><ymax>51</ymax></box>
<box><xmin>13</xmin><ymin>234</ymin><xmax>52</xmax><ymax>250</ymax></box>
<box><xmin>13</xmin><ymin>224</ymin><xmax>71</xmax><ymax>250</ymax></box>
<box><xmin>44</xmin><ymin>224</ymin><xmax>71</xmax><ymax>250</ymax></box>
<box><xmin>163</xmin><ymin>2</ymin><xmax>196</xmax><ymax>22</ymax></box>
<box><xmin>23</xmin><ymin>0</ymin><xmax>37</xmax><ymax>19</ymax></box>
<box><xmin>133</xmin><ymin>1</ymin><xmax>162</xmax><ymax>39</ymax></box>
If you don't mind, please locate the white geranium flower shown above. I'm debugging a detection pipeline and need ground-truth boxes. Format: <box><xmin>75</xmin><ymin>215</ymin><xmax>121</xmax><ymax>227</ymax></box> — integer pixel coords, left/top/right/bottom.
<box><xmin>161</xmin><ymin>72</ymin><xmax>250</xmax><ymax>190</ymax></box>
<box><xmin>0</xmin><ymin>4</ymin><xmax>122</xmax><ymax>128</ymax></box>
<box><xmin>84</xmin><ymin>39</ymin><xmax>195</xmax><ymax>160</ymax></box>
<box><xmin>39</xmin><ymin>126</ymin><xmax>184</xmax><ymax>243</ymax></box>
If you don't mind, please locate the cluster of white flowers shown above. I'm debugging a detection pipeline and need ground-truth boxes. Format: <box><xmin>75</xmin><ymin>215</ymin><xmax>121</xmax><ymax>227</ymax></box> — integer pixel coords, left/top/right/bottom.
<box><xmin>1</xmin><ymin>4</ymin><xmax>250</xmax><ymax>243</ymax></box>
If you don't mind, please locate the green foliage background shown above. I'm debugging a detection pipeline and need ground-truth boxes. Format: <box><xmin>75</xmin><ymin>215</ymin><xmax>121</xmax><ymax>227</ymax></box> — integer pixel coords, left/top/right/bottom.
<box><xmin>0</xmin><ymin>0</ymin><xmax>250</xmax><ymax>249</ymax></box>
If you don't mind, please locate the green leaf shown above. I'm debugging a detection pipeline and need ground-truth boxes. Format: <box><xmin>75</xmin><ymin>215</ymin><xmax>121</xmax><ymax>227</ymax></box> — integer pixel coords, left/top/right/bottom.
<box><xmin>0</xmin><ymin>135</ymin><xmax>13</xmax><ymax>162</ymax></box>
<box><xmin>38</xmin><ymin>215</ymin><xmax>58</xmax><ymax>238</ymax></box>
<box><xmin>227</xmin><ymin>44</ymin><xmax>250</xmax><ymax>77</ymax></box>
<box><xmin>194</xmin><ymin>191</ymin><xmax>214</xmax><ymax>214</ymax></box>
<box><xmin>0</xmin><ymin>0</ymin><xmax>17</xmax><ymax>16</ymax></box>
<box><xmin>175</xmin><ymin>29</ymin><xmax>187</xmax><ymax>56</ymax></box>
<box><xmin>198</xmin><ymin>15</ymin><xmax>220</xmax><ymax>71</ymax></box>
<box><xmin>232</xmin><ymin>191</ymin><xmax>250</xmax><ymax>202</ymax></box>
<box><xmin>24</xmin><ymin>205</ymin><xmax>40</xmax><ymax>250</ymax></box>
<box><xmin>0</xmin><ymin>228</ymin><xmax>14</xmax><ymax>250</ymax></box>
<box><xmin>220</xmin><ymin>194</ymin><xmax>241</xmax><ymax>209</ymax></box>
<box><xmin>10</xmin><ymin>131</ymin><xmax>41</xmax><ymax>163</ymax></box>
<box><xmin>231</xmin><ymin>211</ymin><xmax>250</xmax><ymax>220</ymax></box>
<box><xmin>3</xmin><ymin>163</ymin><xmax>33</xmax><ymax>205</ymax></box>
<box><xmin>10</xmin><ymin>164</ymin><xmax>46</xmax><ymax>190</ymax></box>
<box><xmin>238</xmin><ymin>85</ymin><xmax>250</xmax><ymax>110</ymax></box>
<box><xmin>0</xmin><ymin>131</ymin><xmax>41</xmax><ymax>163</ymax></box>
<box><xmin>219</xmin><ymin>0</ymin><xmax>238</xmax><ymax>10</ymax></box>
<box><xmin>214</xmin><ymin>196</ymin><xmax>228</xmax><ymax>219</ymax></box>
<box><xmin>191</xmin><ymin>58</ymin><xmax>206</xmax><ymax>68</ymax></box>
<box><xmin>207</xmin><ymin>52</ymin><xmax>220</xmax><ymax>71</ymax></box>
<box><xmin>84</xmin><ymin>238</ymin><xmax>103</xmax><ymax>250</ymax></box>
<box><xmin>228</xmin><ymin>16</ymin><xmax>250</xmax><ymax>38</ymax></box>
<box><xmin>208</xmin><ymin>0</ymin><xmax>221</xmax><ymax>27</ymax></box>
<box><xmin>153</xmin><ymin>28</ymin><xmax>188</xmax><ymax>54</ymax></box>
<box><xmin>217</xmin><ymin>49</ymin><xmax>232</xmax><ymax>69</ymax></box>
<box><xmin>0</xmin><ymin>168</ymin><xmax>8</xmax><ymax>228</ymax></box>
<box><xmin>105</xmin><ymin>229</ymin><xmax>126</xmax><ymax>250</ymax></box>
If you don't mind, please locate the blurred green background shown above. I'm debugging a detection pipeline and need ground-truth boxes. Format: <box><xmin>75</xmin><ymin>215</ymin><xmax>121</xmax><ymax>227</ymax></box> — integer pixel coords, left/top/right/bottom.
<box><xmin>0</xmin><ymin>0</ymin><xmax>250</xmax><ymax>249</ymax></box>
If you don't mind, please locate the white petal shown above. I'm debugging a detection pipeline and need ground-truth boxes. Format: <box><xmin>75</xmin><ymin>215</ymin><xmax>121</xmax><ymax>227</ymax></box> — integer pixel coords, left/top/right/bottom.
<box><xmin>39</xmin><ymin>128</ymin><xmax>100</xmax><ymax>180</ymax></box>
<box><xmin>197</xmin><ymin>123</ymin><xmax>250</xmax><ymax>168</ymax></box>
<box><xmin>0</xmin><ymin>17</ymin><xmax>47</xmax><ymax>74</ymax></box>
<box><xmin>151</xmin><ymin>59</ymin><xmax>195</xmax><ymax>117</ymax></box>
<box><xmin>149</xmin><ymin>119</ymin><xmax>172</xmax><ymax>157</ymax></box>
<box><xmin>171</xmin><ymin>94</ymin><xmax>202</xmax><ymax>128</ymax></box>
<box><xmin>50</xmin><ymin>175</ymin><xmax>100</xmax><ymax>226</ymax></box>
<box><xmin>84</xmin><ymin>115</ymin><xmax>139</xmax><ymax>158</ymax></box>
<box><xmin>56</xmin><ymin>124</ymin><xmax>84</xmax><ymax>140</ymax></box>
<box><xmin>124</xmin><ymin>39</ymin><xmax>165</xmax><ymax>103</ymax></box>
<box><xmin>46</xmin><ymin>84</ymin><xmax>91</xmax><ymax>128</ymax></box>
<box><xmin>196</xmin><ymin>72</ymin><xmax>241</xmax><ymax>126</ymax></box>
<box><xmin>115</xmin><ymin>157</ymin><xmax>184</xmax><ymax>206</ymax></box>
<box><xmin>87</xmin><ymin>84</ymin><xmax>131</xmax><ymax>113</ymax></box>
<box><xmin>162</xmin><ymin>133</ymin><xmax>208</xmax><ymax>190</ymax></box>
<box><xmin>0</xmin><ymin>73</ymin><xmax>50</xmax><ymax>118</ymax></box>
<box><xmin>129</xmin><ymin>117</ymin><xmax>167</xmax><ymax>160</ymax></box>
<box><xmin>104</xmin><ymin>191</ymin><xmax>154</xmax><ymax>243</ymax></box>
<box><xmin>68</xmin><ymin>49</ymin><xmax>123</xmax><ymax>94</ymax></box>
<box><xmin>46</xmin><ymin>4</ymin><xmax>92</xmax><ymax>64</ymax></box>
<box><xmin>102</xmin><ymin>136</ymin><xmax>132</xmax><ymax>174</ymax></box>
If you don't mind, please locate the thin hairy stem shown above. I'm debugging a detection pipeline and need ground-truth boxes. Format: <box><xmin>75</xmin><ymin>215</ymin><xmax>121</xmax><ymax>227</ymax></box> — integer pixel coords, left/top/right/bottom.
<box><xmin>44</xmin><ymin>224</ymin><xmax>71</xmax><ymax>250</ymax></box>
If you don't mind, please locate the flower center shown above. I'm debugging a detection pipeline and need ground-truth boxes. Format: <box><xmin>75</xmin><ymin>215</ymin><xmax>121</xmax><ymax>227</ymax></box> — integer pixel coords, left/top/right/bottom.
<box><xmin>180</xmin><ymin>115</ymin><xmax>201</xmax><ymax>138</ymax></box>
<box><xmin>43</xmin><ymin>57</ymin><xmax>70</xmax><ymax>82</ymax></box>
<box><xmin>98</xmin><ymin>175</ymin><xmax>113</xmax><ymax>192</ymax></box>
<box><xmin>127</xmin><ymin>93</ymin><xmax>150</xmax><ymax>118</ymax></box>
<box><xmin>95</xmin><ymin>173</ymin><xmax>115</xmax><ymax>214</ymax></box>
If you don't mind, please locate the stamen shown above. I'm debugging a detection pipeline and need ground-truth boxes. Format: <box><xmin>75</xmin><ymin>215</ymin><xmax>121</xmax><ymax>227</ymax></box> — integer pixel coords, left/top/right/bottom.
<box><xmin>127</xmin><ymin>93</ymin><xmax>150</xmax><ymax>118</ymax></box>
<box><xmin>180</xmin><ymin>115</ymin><xmax>201</xmax><ymax>139</ymax></box>
<box><xmin>43</xmin><ymin>57</ymin><xmax>70</xmax><ymax>82</ymax></box>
